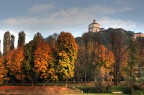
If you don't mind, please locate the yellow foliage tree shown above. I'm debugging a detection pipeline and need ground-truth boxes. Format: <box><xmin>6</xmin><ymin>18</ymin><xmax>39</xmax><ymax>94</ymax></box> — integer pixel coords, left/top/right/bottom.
<box><xmin>57</xmin><ymin>32</ymin><xmax>78</xmax><ymax>86</ymax></box>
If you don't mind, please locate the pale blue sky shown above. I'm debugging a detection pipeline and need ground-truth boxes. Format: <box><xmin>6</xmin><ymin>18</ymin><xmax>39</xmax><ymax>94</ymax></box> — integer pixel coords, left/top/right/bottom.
<box><xmin>0</xmin><ymin>0</ymin><xmax>143</xmax><ymax>49</ymax></box>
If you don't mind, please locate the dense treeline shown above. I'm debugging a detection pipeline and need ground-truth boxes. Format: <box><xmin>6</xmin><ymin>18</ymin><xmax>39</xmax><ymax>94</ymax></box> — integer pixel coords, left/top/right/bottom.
<box><xmin>74</xmin><ymin>28</ymin><xmax>144</xmax><ymax>88</ymax></box>
<box><xmin>0</xmin><ymin>28</ymin><xmax>144</xmax><ymax>90</ymax></box>
<box><xmin>0</xmin><ymin>31</ymin><xmax>78</xmax><ymax>86</ymax></box>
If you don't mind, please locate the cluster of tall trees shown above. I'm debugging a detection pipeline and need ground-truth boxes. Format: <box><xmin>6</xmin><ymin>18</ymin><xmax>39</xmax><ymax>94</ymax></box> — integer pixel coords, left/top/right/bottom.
<box><xmin>0</xmin><ymin>31</ymin><xmax>78</xmax><ymax>85</ymax></box>
<box><xmin>74</xmin><ymin>28</ymin><xmax>144</xmax><ymax>86</ymax></box>
<box><xmin>0</xmin><ymin>28</ymin><xmax>144</xmax><ymax>87</ymax></box>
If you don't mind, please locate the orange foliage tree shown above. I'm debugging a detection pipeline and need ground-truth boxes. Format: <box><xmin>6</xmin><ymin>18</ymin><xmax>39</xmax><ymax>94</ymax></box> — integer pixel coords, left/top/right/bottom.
<box><xmin>4</xmin><ymin>50</ymin><xmax>15</xmax><ymax>81</ymax></box>
<box><xmin>34</xmin><ymin>41</ymin><xmax>57</xmax><ymax>82</ymax></box>
<box><xmin>94</xmin><ymin>44</ymin><xmax>114</xmax><ymax>85</ymax></box>
<box><xmin>4</xmin><ymin>48</ymin><xmax>25</xmax><ymax>82</ymax></box>
<box><xmin>12</xmin><ymin>47</ymin><xmax>25</xmax><ymax>82</ymax></box>
<box><xmin>23</xmin><ymin>32</ymin><xmax>43</xmax><ymax>84</ymax></box>
<box><xmin>0</xmin><ymin>56</ymin><xmax>7</xmax><ymax>83</ymax></box>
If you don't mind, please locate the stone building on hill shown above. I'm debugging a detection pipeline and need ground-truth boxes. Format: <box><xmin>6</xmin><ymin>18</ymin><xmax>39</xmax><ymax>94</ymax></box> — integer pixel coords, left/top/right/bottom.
<box><xmin>88</xmin><ymin>19</ymin><xmax>101</xmax><ymax>32</ymax></box>
<box><xmin>133</xmin><ymin>32</ymin><xmax>144</xmax><ymax>39</ymax></box>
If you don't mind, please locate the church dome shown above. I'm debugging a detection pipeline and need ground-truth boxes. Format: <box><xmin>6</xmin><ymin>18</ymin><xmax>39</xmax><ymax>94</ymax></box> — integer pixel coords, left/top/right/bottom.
<box><xmin>88</xmin><ymin>19</ymin><xmax>101</xmax><ymax>32</ymax></box>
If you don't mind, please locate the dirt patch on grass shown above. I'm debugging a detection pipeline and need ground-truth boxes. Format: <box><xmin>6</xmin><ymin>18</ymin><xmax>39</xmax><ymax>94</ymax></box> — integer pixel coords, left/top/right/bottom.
<box><xmin>0</xmin><ymin>86</ymin><xmax>82</xmax><ymax>94</ymax></box>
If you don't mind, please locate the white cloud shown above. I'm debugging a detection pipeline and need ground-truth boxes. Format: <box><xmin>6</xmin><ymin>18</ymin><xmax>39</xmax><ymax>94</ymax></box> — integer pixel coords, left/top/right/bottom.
<box><xmin>3</xmin><ymin>17</ymin><xmax>39</xmax><ymax>25</ymax></box>
<box><xmin>3</xmin><ymin>4</ymin><xmax>130</xmax><ymax>28</ymax></box>
<box><xmin>1</xmin><ymin>3</ymin><xmax>136</xmax><ymax>40</ymax></box>
<box><xmin>119</xmin><ymin>7</ymin><xmax>131</xmax><ymax>12</ymax></box>
<box><xmin>29</xmin><ymin>3</ymin><xmax>54</xmax><ymax>14</ymax></box>
<box><xmin>84</xmin><ymin>5</ymin><xmax>115</xmax><ymax>15</ymax></box>
<box><xmin>99</xmin><ymin>17</ymin><xmax>137</xmax><ymax>31</ymax></box>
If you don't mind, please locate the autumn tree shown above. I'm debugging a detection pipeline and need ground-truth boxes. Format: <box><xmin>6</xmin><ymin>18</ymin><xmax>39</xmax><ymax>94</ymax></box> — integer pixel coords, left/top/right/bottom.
<box><xmin>13</xmin><ymin>47</ymin><xmax>25</xmax><ymax>83</ymax></box>
<box><xmin>34</xmin><ymin>41</ymin><xmax>57</xmax><ymax>82</ymax></box>
<box><xmin>57</xmin><ymin>32</ymin><xmax>78</xmax><ymax>86</ymax></box>
<box><xmin>4</xmin><ymin>49</ymin><xmax>15</xmax><ymax>82</ymax></box>
<box><xmin>23</xmin><ymin>32</ymin><xmax>43</xmax><ymax>85</ymax></box>
<box><xmin>94</xmin><ymin>44</ymin><xmax>114</xmax><ymax>86</ymax></box>
<box><xmin>3</xmin><ymin>31</ymin><xmax>10</xmax><ymax>55</ymax></box>
<box><xmin>0</xmin><ymin>56</ymin><xmax>7</xmax><ymax>83</ymax></box>
<box><xmin>4</xmin><ymin>47</ymin><xmax>25</xmax><ymax>83</ymax></box>
<box><xmin>10</xmin><ymin>35</ymin><xmax>15</xmax><ymax>50</ymax></box>
<box><xmin>18</xmin><ymin>31</ymin><xmax>26</xmax><ymax>47</ymax></box>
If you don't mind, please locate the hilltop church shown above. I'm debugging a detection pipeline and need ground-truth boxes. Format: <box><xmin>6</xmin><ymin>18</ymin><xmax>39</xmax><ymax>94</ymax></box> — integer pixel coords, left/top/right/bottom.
<box><xmin>88</xmin><ymin>19</ymin><xmax>144</xmax><ymax>40</ymax></box>
<box><xmin>88</xmin><ymin>19</ymin><xmax>101</xmax><ymax>32</ymax></box>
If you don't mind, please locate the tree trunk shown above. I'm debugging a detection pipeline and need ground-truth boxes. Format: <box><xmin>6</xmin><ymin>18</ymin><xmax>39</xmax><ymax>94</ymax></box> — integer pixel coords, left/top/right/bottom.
<box><xmin>21</xmin><ymin>80</ymin><xmax>24</xmax><ymax>86</ymax></box>
<box><xmin>32</xmin><ymin>80</ymin><xmax>34</xmax><ymax>87</ymax></box>
<box><xmin>65</xmin><ymin>80</ymin><xmax>68</xmax><ymax>87</ymax></box>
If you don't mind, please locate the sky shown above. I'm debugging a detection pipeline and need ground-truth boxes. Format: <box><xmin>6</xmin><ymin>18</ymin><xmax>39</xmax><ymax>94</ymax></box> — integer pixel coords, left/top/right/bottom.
<box><xmin>0</xmin><ymin>0</ymin><xmax>144</xmax><ymax>51</ymax></box>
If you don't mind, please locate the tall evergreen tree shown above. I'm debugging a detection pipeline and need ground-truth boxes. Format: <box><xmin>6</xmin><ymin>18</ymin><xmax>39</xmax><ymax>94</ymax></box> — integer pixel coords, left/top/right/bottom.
<box><xmin>33</xmin><ymin>32</ymin><xmax>43</xmax><ymax>42</ymax></box>
<box><xmin>18</xmin><ymin>31</ymin><xmax>25</xmax><ymax>47</ymax></box>
<box><xmin>10</xmin><ymin>35</ymin><xmax>15</xmax><ymax>50</ymax></box>
<box><xmin>3</xmin><ymin>31</ymin><xmax>10</xmax><ymax>55</ymax></box>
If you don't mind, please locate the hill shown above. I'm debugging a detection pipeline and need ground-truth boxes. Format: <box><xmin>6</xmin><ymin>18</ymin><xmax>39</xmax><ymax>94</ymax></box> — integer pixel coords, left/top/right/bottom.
<box><xmin>75</xmin><ymin>28</ymin><xmax>134</xmax><ymax>49</ymax></box>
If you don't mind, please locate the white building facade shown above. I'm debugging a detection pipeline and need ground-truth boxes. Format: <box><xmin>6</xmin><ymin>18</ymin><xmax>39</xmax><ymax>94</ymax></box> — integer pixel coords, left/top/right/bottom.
<box><xmin>88</xmin><ymin>19</ymin><xmax>101</xmax><ymax>32</ymax></box>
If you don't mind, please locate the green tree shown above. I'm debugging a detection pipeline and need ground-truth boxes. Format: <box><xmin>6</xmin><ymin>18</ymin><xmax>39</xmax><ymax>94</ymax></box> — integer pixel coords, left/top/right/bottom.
<box><xmin>82</xmin><ymin>32</ymin><xmax>102</xmax><ymax>82</ymax></box>
<box><xmin>18</xmin><ymin>31</ymin><xmax>25</xmax><ymax>47</ymax></box>
<box><xmin>46</xmin><ymin>35</ymin><xmax>56</xmax><ymax>49</ymax></box>
<box><xmin>57</xmin><ymin>32</ymin><xmax>78</xmax><ymax>86</ymax></box>
<box><xmin>74</xmin><ymin>45</ymin><xmax>86</xmax><ymax>82</ymax></box>
<box><xmin>127</xmin><ymin>39</ymin><xmax>139</xmax><ymax>93</ymax></box>
<box><xmin>10</xmin><ymin>35</ymin><xmax>15</xmax><ymax>50</ymax></box>
<box><xmin>3</xmin><ymin>31</ymin><xmax>10</xmax><ymax>55</ymax></box>
<box><xmin>46</xmin><ymin>33</ymin><xmax>58</xmax><ymax>49</ymax></box>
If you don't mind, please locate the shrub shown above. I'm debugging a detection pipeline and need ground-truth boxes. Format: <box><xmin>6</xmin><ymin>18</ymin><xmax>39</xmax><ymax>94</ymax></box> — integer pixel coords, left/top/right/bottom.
<box><xmin>77</xmin><ymin>85</ymin><xmax>111</xmax><ymax>93</ymax></box>
<box><xmin>111</xmin><ymin>86</ymin><xmax>131</xmax><ymax>94</ymax></box>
